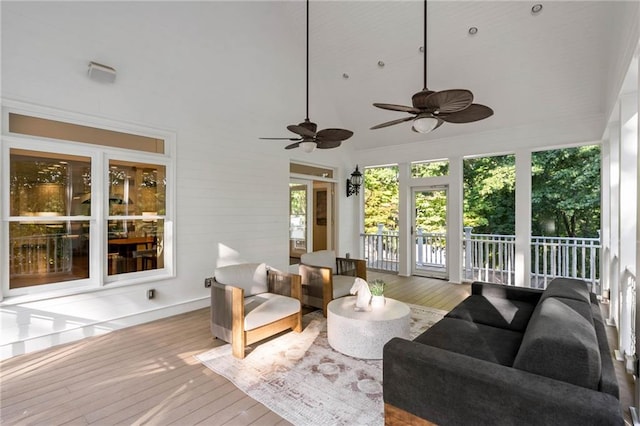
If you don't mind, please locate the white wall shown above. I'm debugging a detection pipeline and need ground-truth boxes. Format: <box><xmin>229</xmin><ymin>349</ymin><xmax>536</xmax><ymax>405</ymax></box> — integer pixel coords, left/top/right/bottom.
<box><xmin>0</xmin><ymin>2</ymin><xmax>358</xmax><ymax>358</ymax></box>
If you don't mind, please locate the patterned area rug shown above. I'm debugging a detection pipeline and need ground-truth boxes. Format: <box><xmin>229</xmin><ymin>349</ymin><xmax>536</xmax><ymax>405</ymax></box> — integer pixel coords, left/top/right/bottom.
<box><xmin>196</xmin><ymin>304</ymin><xmax>446</xmax><ymax>426</ymax></box>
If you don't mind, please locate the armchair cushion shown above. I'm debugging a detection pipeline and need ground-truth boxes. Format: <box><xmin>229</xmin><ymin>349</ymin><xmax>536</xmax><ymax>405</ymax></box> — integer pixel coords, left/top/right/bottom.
<box><xmin>244</xmin><ymin>293</ymin><xmax>301</xmax><ymax>331</ymax></box>
<box><xmin>301</xmin><ymin>250</ymin><xmax>337</xmax><ymax>274</ymax></box>
<box><xmin>214</xmin><ymin>262</ymin><xmax>268</xmax><ymax>296</ymax></box>
<box><xmin>332</xmin><ymin>275</ymin><xmax>356</xmax><ymax>299</ymax></box>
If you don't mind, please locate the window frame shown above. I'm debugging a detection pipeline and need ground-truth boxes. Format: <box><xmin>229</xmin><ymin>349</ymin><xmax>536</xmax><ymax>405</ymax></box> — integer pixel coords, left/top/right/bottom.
<box><xmin>1</xmin><ymin>100</ymin><xmax>176</xmax><ymax>300</ymax></box>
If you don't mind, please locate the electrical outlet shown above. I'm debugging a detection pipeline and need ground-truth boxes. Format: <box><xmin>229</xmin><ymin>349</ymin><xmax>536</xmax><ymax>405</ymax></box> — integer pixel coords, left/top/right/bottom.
<box><xmin>147</xmin><ymin>289</ymin><xmax>155</xmax><ymax>299</ymax></box>
<box><xmin>204</xmin><ymin>277</ymin><xmax>214</xmax><ymax>288</ymax></box>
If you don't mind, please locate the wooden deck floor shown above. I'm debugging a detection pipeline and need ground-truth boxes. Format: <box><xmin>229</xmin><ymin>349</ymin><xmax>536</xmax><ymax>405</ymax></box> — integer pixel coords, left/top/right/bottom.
<box><xmin>0</xmin><ymin>272</ymin><xmax>633</xmax><ymax>425</ymax></box>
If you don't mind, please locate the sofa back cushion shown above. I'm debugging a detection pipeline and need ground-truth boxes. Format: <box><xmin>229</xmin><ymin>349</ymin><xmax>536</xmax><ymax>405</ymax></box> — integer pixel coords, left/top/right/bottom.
<box><xmin>513</xmin><ymin>296</ymin><xmax>601</xmax><ymax>390</ymax></box>
<box><xmin>214</xmin><ymin>263</ymin><xmax>268</xmax><ymax>296</ymax></box>
<box><xmin>540</xmin><ymin>277</ymin><xmax>591</xmax><ymax>304</ymax></box>
<box><xmin>301</xmin><ymin>250</ymin><xmax>337</xmax><ymax>274</ymax></box>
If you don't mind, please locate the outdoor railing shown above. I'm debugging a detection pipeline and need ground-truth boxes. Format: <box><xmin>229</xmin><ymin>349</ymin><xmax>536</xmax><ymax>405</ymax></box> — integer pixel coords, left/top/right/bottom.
<box><xmin>530</xmin><ymin>235</ymin><xmax>600</xmax><ymax>290</ymax></box>
<box><xmin>463</xmin><ymin>229</ymin><xmax>515</xmax><ymax>285</ymax></box>
<box><xmin>9</xmin><ymin>233</ymin><xmax>73</xmax><ymax>276</ymax></box>
<box><xmin>362</xmin><ymin>230</ymin><xmax>400</xmax><ymax>272</ymax></box>
<box><xmin>619</xmin><ymin>267</ymin><xmax>636</xmax><ymax>373</ymax></box>
<box><xmin>360</xmin><ymin>226</ymin><xmax>601</xmax><ymax>291</ymax></box>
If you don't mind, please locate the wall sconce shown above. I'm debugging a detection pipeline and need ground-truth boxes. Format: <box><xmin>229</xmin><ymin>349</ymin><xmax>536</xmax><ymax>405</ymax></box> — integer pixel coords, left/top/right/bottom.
<box><xmin>346</xmin><ymin>166</ymin><xmax>363</xmax><ymax>197</ymax></box>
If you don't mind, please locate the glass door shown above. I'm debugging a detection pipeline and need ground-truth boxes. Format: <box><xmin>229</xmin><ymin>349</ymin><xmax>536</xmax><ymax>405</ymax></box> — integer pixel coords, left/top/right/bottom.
<box><xmin>289</xmin><ymin>180</ymin><xmax>312</xmax><ymax>262</ymax></box>
<box><xmin>412</xmin><ymin>186</ymin><xmax>448</xmax><ymax>279</ymax></box>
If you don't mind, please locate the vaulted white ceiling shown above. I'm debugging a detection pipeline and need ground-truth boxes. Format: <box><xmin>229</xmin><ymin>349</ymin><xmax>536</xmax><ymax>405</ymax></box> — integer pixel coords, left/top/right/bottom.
<box><xmin>275</xmin><ymin>1</ymin><xmax>639</xmax><ymax>151</ymax></box>
<box><xmin>2</xmin><ymin>1</ymin><xmax>638</xmax><ymax>156</ymax></box>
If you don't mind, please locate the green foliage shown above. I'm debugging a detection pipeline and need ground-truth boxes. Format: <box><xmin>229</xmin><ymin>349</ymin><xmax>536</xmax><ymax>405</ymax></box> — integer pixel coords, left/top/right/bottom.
<box><xmin>463</xmin><ymin>155</ymin><xmax>516</xmax><ymax>235</ymax></box>
<box><xmin>412</xmin><ymin>161</ymin><xmax>449</xmax><ymax>177</ymax></box>
<box><xmin>289</xmin><ymin>185</ymin><xmax>306</xmax><ymax>215</ymax></box>
<box><xmin>364</xmin><ymin>166</ymin><xmax>399</xmax><ymax>233</ymax></box>
<box><xmin>369</xmin><ymin>279</ymin><xmax>386</xmax><ymax>296</ymax></box>
<box><xmin>363</xmin><ymin>145</ymin><xmax>600</xmax><ymax>238</ymax></box>
<box><xmin>531</xmin><ymin>145</ymin><xmax>600</xmax><ymax>237</ymax></box>
<box><xmin>415</xmin><ymin>189</ymin><xmax>447</xmax><ymax>233</ymax></box>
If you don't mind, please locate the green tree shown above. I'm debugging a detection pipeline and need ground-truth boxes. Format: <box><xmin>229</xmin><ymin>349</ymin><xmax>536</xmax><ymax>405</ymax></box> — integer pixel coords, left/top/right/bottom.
<box><xmin>463</xmin><ymin>155</ymin><xmax>516</xmax><ymax>235</ymax></box>
<box><xmin>364</xmin><ymin>166</ymin><xmax>399</xmax><ymax>233</ymax></box>
<box><xmin>531</xmin><ymin>146</ymin><xmax>600</xmax><ymax>237</ymax></box>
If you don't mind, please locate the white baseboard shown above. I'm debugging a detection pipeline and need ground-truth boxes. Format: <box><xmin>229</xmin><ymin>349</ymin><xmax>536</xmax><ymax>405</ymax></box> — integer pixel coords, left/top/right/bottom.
<box><xmin>0</xmin><ymin>297</ymin><xmax>209</xmax><ymax>360</ymax></box>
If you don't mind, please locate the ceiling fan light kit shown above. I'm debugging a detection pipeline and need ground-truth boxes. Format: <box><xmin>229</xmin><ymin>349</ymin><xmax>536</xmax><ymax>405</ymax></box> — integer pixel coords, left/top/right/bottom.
<box><xmin>412</xmin><ymin>115</ymin><xmax>439</xmax><ymax>133</ymax></box>
<box><xmin>371</xmin><ymin>0</ymin><xmax>493</xmax><ymax>134</ymax></box>
<box><xmin>260</xmin><ymin>0</ymin><xmax>353</xmax><ymax>152</ymax></box>
<box><xmin>299</xmin><ymin>141</ymin><xmax>317</xmax><ymax>153</ymax></box>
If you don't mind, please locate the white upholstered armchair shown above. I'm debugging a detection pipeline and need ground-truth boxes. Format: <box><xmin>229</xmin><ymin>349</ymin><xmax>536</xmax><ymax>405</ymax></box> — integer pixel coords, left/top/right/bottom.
<box><xmin>298</xmin><ymin>250</ymin><xmax>367</xmax><ymax>316</ymax></box>
<box><xmin>210</xmin><ymin>263</ymin><xmax>302</xmax><ymax>358</ymax></box>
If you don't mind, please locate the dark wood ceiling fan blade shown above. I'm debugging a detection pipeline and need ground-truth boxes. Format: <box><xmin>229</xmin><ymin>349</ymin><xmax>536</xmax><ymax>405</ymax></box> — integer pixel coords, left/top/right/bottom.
<box><xmin>316</xmin><ymin>140</ymin><xmax>342</xmax><ymax>149</ymax></box>
<box><xmin>371</xmin><ymin>116</ymin><xmax>414</xmax><ymax>130</ymax></box>
<box><xmin>259</xmin><ymin>137</ymin><xmax>302</xmax><ymax>141</ymax></box>
<box><xmin>287</xmin><ymin>124</ymin><xmax>316</xmax><ymax>137</ymax></box>
<box><xmin>285</xmin><ymin>142</ymin><xmax>302</xmax><ymax>150</ymax></box>
<box><xmin>424</xmin><ymin>89</ymin><xmax>473</xmax><ymax>113</ymax></box>
<box><xmin>373</xmin><ymin>103</ymin><xmax>421</xmax><ymax>114</ymax></box>
<box><xmin>440</xmin><ymin>103</ymin><xmax>494</xmax><ymax>123</ymax></box>
<box><xmin>316</xmin><ymin>128</ymin><xmax>353</xmax><ymax>141</ymax></box>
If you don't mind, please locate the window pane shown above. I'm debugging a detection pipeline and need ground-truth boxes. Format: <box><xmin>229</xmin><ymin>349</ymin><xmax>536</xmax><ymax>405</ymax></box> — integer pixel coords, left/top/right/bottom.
<box><xmin>9</xmin><ymin>113</ymin><xmax>165</xmax><ymax>154</ymax></box>
<box><xmin>10</xmin><ymin>149</ymin><xmax>91</xmax><ymax>217</ymax></box>
<box><xmin>364</xmin><ymin>165</ymin><xmax>399</xmax><ymax>234</ymax></box>
<box><xmin>108</xmin><ymin>161</ymin><xmax>166</xmax><ymax>216</ymax></box>
<box><xmin>411</xmin><ymin>160</ymin><xmax>449</xmax><ymax>178</ymax></box>
<box><xmin>462</xmin><ymin>155</ymin><xmax>515</xmax><ymax>284</ymax></box>
<box><xmin>9</xmin><ymin>221</ymin><xmax>90</xmax><ymax>289</ymax></box>
<box><xmin>530</xmin><ymin>145</ymin><xmax>601</xmax><ymax>288</ymax></box>
<box><xmin>107</xmin><ymin>219</ymin><xmax>164</xmax><ymax>275</ymax></box>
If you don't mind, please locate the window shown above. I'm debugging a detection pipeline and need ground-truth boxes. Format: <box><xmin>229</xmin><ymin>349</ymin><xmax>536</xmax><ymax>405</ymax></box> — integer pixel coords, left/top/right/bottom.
<box><xmin>2</xmin><ymin>107</ymin><xmax>174</xmax><ymax>296</ymax></box>
<box><xmin>411</xmin><ymin>160</ymin><xmax>449</xmax><ymax>178</ymax></box>
<box><xmin>9</xmin><ymin>150</ymin><xmax>91</xmax><ymax>289</ymax></box>
<box><xmin>462</xmin><ymin>154</ymin><xmax>516</xmax><ymax>284</ymax></box>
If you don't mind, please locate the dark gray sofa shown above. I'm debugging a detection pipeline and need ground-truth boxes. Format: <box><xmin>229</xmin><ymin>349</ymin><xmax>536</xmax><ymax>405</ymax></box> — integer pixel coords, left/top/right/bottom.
<box><xmin>383</xmin><ymin>278</ymin><xmax>623</xmax><ymax>425</ymax></box>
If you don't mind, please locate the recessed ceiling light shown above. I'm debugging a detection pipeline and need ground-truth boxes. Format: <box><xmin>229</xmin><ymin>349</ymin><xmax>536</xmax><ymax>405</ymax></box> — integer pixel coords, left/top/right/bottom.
<box><xmin>531</xmin><ymin>4</ymin><xmax>543</xmax><ymax>14</ymax></box>
<box><xmin>377</xmin><ymin>61</ymin><xmax>385</xmax><ymax>67</ymax></box>
<box><xmin>468</xmin><ymin>27</ymin><xmax>478</xmax><ymax>35</ymax></box>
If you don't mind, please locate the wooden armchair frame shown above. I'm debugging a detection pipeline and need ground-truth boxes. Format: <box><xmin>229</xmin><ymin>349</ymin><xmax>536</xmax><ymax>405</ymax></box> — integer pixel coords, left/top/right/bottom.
<box><xmin>299</xmin><ymin>256</ymin><xmax>367</xmax><ymax>317</ymax></box>
<box><xmin>211</xmin><ymin>269</ymin><xmax>302</xmax><ymax>359</ymax></box>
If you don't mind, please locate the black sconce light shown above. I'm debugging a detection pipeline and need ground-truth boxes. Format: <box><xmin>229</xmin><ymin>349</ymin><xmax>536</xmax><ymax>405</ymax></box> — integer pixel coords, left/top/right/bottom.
<box><xmin>346</xmin><ymin>165</ymin><xmax>363</xmax><ymax>197</ymax></box>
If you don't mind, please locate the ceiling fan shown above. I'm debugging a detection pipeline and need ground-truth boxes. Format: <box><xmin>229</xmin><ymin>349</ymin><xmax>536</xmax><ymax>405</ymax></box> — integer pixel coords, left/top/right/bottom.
<box><xmin>260</xmin><ymin>0</ymin><xmax>353</xmax><ymax>153</ymax></box>
<box><xmin>371</xmin><ymin>0</ymin><xmax>493</xmax><ymax>134</ymax></box>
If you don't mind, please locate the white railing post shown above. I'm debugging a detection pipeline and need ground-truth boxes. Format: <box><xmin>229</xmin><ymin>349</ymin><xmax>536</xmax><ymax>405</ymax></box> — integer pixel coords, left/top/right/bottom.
<box><xmin>376</xmin><ymin>224</ymin><xmax>384</xmax><ymax>269</ymax></box>
<box><xmin>464</xmin><ymin>226</ymin><xmax>472</xmax><ymax>280</ymax></box>
<box><xmin>417</xmin><ymin>228</ymin><xmax>424</xmax><ymax>266</ymax></box>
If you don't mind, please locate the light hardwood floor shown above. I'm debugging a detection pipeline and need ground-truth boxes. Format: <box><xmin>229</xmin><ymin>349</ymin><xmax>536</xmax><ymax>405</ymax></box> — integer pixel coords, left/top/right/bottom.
<box><xmin>0</xmin><ymin>272</ymin><xmax>633</xmax><ymax>425</ymax></box>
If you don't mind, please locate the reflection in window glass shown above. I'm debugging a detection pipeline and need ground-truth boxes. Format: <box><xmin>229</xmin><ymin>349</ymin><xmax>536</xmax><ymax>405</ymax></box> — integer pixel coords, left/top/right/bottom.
<box><xmin>411</xmin><ymin>160</ymin><xmax>449</xmax><ymax>178</ymax></box>
<box><xmin>108</xmin><ymin>161</ymin><xmax>166</xmax><ymax>216</ymax></box>
<box><xmin>10</xmin><ymin>149</ymin><xmax>91</xmax><ymax>217</ymax></box>
<box><xmin>107</xmin><ymin>219</ymin><xmax>164</xmax><ymax>275</ymax></box>
<box><xmin>289</xmin><ymin>184</ymin><xmax>307</xmax><ymax>257</ymax></box>
<box><xmin>9</xmin><ymin>149</ymin><xmax>92</xmax><ymax>289</ymax></box>
<box><xmin>9</xmin><ymin>221</ymin><xmax>90</xmax><ymax>289</ymax></box>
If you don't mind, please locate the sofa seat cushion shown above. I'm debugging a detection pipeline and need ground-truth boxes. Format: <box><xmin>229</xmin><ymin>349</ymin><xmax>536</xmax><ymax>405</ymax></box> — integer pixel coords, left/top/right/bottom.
<box><xmin>513</xmin><ymin>296</ymin><xmax>601</xmax><ymax>390</ymax></box>
<box><xmin>446</xmin><ymin>295</ymin><xmax>536</xmax><ymax>331</ymax></box>
<box><xmin>332</xmin><ymin>274</ymin><xmax>355</xmax><ymax>298</ymax></box>
<box><xmin>301</xmin><ymin>250</ymin><xmax>337</xmax><ymax>274</ymax></box>
<box><xmin>414</xmin><ymin>317</ymin><xmax>524</xmax><ymax>366</ymax></box>
<box><xmin>215</xmin><ymin>263</ymin><xmax>268</xmax><ymax>296</ymax></box>
<box><xmin>540</xmin><ymin>277</ymin><xmax>591</xmax><ymax>304</ymax></box>
<box><xmin>244</xmin><ymin>293</ymin><xmax>301</xmax><ymax>331</ymax></box>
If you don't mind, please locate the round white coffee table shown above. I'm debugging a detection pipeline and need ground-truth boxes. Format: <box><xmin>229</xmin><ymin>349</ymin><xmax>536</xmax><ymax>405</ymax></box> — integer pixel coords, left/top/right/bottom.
<box><xmin>327</xmin><ymin>296</ymin><xmax>410</xmax><ymax>359</ymax></box>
